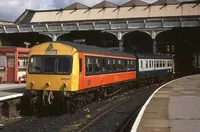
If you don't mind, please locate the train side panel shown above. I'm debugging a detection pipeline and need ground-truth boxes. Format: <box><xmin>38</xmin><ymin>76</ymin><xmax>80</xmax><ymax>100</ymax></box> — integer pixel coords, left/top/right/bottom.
<box><xmin>137</xmin><ymin>55</ymin><xmax>173</xmax><ymax>80</ymax></box>
<box><xmin>78</xmin><ymin>52</ymin><xmax>137</xmax><ymax>91</ymax></box>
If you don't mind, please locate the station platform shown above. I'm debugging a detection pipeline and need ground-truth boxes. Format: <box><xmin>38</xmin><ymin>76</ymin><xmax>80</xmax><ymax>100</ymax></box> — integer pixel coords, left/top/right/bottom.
<box><xmin>131</xmin><ymin>74</ymin><xmax>200</xmax><ymax>132</ymax></box>
<box><xmin>0</xmin><ymin>84</ymin><xmax>25</xmax><ymax>101</ymax></box>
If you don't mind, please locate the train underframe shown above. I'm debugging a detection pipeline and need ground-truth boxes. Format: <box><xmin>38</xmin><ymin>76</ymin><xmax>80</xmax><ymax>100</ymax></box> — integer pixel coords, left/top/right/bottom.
<box><xmin>22</xmin><ymin>80</ymin><xmax>137</xmax><ymax>113</ymax></box>
<box><xmin>21</xmin><ymin>74</ymin><xmax>173</xmax><ymax>114</ymax></box>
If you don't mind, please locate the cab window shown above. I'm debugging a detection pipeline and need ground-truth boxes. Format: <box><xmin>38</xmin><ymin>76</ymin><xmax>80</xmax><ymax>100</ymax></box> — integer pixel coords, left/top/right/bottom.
<box><xmin>44</xmin><ymin>56</ymin><xmax>56</xmax><ymax>73</ymax></box>
<box><xmin>57</xmin><ymin>56</ymin><xmax>72</xmax><ymax>73</ymax></box>
<box><xmin>28</xmin><ymin>56</ymin><xmax>72</xmax><ymax>74</ymax></box>
<box><xmin>29</xmin><ymin>56</ymin><xmax>43</xmax><ymax>73</ymax></box>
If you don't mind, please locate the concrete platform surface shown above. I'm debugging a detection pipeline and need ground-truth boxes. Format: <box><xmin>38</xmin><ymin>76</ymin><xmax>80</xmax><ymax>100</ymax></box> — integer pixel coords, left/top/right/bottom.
<box><xmin>131</xmin><ymin>74</ymin><xmax>200</xmax><ymax>132</ymax></box>
<box><xmin>0</xmin><ymin>84</ymin><xmax>25</xmax><ymax>99</ymax></box>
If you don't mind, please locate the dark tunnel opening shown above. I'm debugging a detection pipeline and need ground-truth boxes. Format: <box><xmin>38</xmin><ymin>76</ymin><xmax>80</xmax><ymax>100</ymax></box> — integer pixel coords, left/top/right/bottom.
<box><xmin>0</xmin><ymin>33</ymin><xmax>52</xmax><ymax>47</ymax></box>
<box><xmin>156</xmin><ymin>27</ymin><xmax>200</xmax><ymax>76</ymax></box>
<box><xmin>122</xmin><ymin>31</ymin><xmax>153</xmax><ymax>54</ymax></box>
<box><xmin>58</xmin><ymin>30</ymin><xmax>119</xmax><ymax>49</ymax></box>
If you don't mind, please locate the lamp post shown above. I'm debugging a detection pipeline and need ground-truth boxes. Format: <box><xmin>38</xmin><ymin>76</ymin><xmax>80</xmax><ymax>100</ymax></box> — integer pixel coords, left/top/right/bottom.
<box><xmin>24</xmin><ymin>42</ymin><xmax>30</xmax><ymax>48</ymax></box>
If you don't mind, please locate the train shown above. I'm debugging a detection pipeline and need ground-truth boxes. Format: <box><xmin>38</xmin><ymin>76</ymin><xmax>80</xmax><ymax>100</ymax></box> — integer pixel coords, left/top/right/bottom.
<box><xmin>23</xmin><ymin>41</ymin><xmax>173</xmax><ymax>112</ymax></box>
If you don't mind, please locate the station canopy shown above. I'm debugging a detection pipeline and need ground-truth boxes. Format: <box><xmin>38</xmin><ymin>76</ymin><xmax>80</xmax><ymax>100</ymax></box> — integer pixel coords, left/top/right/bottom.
<box><xmin>121</xmin><ymin>0</ymin><xmax>149</xmax><ymax>7</ymax></box>
<box><xmin>13</xmin><ymin>0</ymin><xmax>199</xmax><ymax>25</ymax></box>
<box><xmin>152</xmin><ymin>0</ymin><xmax>180</xmax><ymax>5</ymax></box>
<box><xmin>64</xmin><ymin>2</ymin><xmax>89</xmax><ymax>10</ymax></box>
<box><xmin>92</xmin><ymin>1</ymin><xmax>119</xmax><ymax>8</ymax></box>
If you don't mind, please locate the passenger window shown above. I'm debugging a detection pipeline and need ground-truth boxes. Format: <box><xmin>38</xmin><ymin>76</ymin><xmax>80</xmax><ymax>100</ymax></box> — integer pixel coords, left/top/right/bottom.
<box><xmin>118</xmin><ymin>59</ymin><xmax>122</xmax><ymax>71</ymax></box>
<box><xmin>112</xmin><ymin>59</ymin><xmax>117</xmax><ymax>72</ymax></box>
<box><xmin>157</xmin><ymin>60</ymin><xmax>159</xmax><ymax>67</ymax></box>
<box><xmin>94</xmin><ymin>58</ymin><xmax>101</xmax><ymax>74</ymax></box>
<box><xmin>107</xmin><ymin>58</ymin><xmax>112</xmax><ymax>72</ymax></box>
<box><xmin>146</xmin><ymin>60</ymin><xmax>148</xmax><ymax>68</ymax></box>
<box><xmin>101</xmin><ymin>58</ymin><xmax>107</xmax><ymax>73</ymax></box>
<box><xmin>121</xmin><ymin>59</ymin><xmax>126</xmax><ymax>71</ymax></box>
<box><xmin>126</xmin><ymin>60</ymin><xmax>130</xmax><ymax>71</ymax></box>
<box><xmin>141</xmin><ymin>60</ymin><xmax>143</xmax><ymax>68</ymax></box>
<box><xmin>149</xmin><ymin>60</ymin><xmax>151</xmax><ymax>68</ymax></box>
<box><xmin>124</xmin><ymin>60</ymin><xmax>128</xmax><ymax>71</ymax></box>
<box><xmin>86</xmin><ymin>57</ymin><xmax>93</xmax><ymax>75</ymax></box>
<box><xmin>130</xmin><ymin>60</ymin><xmax>133</xmax><ymax>70</ymax></box>
<box><xmin>160</xmin><ymin>60</ymin><xmax>162</xmax><ymax>67</ymax></box>
<box><xmin>131</xmin><ymin>60</ymin><xmax>136</xmax><ymax>70</ymax></box>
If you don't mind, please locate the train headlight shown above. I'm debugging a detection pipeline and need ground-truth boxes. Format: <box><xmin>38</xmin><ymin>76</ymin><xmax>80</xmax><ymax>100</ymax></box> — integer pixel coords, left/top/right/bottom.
<box><xmin>30</xmin><ymin>81</ymin><xmax>34</xmax><ymax>88</ymax></box>
<box><xmin>46</xmin><ymin>82</ymin><xmax>50</xmax><ymax>87</ymax></box>
<box><xmin>63</xmin><ymin>83</ymin><xmax>68</xmax><ymax>88</ymax></box>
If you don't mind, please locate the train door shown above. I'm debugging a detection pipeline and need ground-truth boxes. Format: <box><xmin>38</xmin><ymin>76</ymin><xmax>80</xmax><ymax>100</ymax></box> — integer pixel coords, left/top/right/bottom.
<box><xmin>7</xmin><ymin>57</ymin><xmax>15</xmax><ymax>82</ymax></box>
<box><xmin>78</xmin><ymin>53</ymin><xmax>85</xmax><ymax>90</ymax></box>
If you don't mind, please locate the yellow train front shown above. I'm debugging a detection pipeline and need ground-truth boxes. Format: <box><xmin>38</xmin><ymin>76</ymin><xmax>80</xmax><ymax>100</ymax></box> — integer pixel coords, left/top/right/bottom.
<box><xmin>25</xmin><ymin>41</ymin><xmax>81</xmax><ymax>111</ymax></box>
<box><xmin>25</xmin><ymin>41</ymin><xmax>137</xmax><ymax>112</ymax></box>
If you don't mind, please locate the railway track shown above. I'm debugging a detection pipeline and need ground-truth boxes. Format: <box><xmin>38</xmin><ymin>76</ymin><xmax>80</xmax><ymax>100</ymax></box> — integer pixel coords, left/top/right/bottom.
<box><xmin>1</xmin><ymin>82</ymin><xmax>165</xmax><ymax>132</ymax></box>
<box><xmin>65</xmin><ymin>83</ymin><xmax>163</xmax><ymax>132</ymax></box>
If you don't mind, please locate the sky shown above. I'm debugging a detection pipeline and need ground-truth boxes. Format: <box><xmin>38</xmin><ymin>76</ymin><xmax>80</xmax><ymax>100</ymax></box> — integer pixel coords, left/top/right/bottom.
<box><xmin>0</xmin><ymin>0</ymin><xmax>196</xmax><ymax>22</ymax></box>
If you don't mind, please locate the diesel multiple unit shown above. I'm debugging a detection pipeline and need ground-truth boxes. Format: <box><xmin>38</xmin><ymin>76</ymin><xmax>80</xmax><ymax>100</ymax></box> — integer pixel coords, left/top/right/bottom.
<box><xmin>25</xmin><ymin>41</ymin><xmax>173</xmax><ymax>112</ymax></box>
